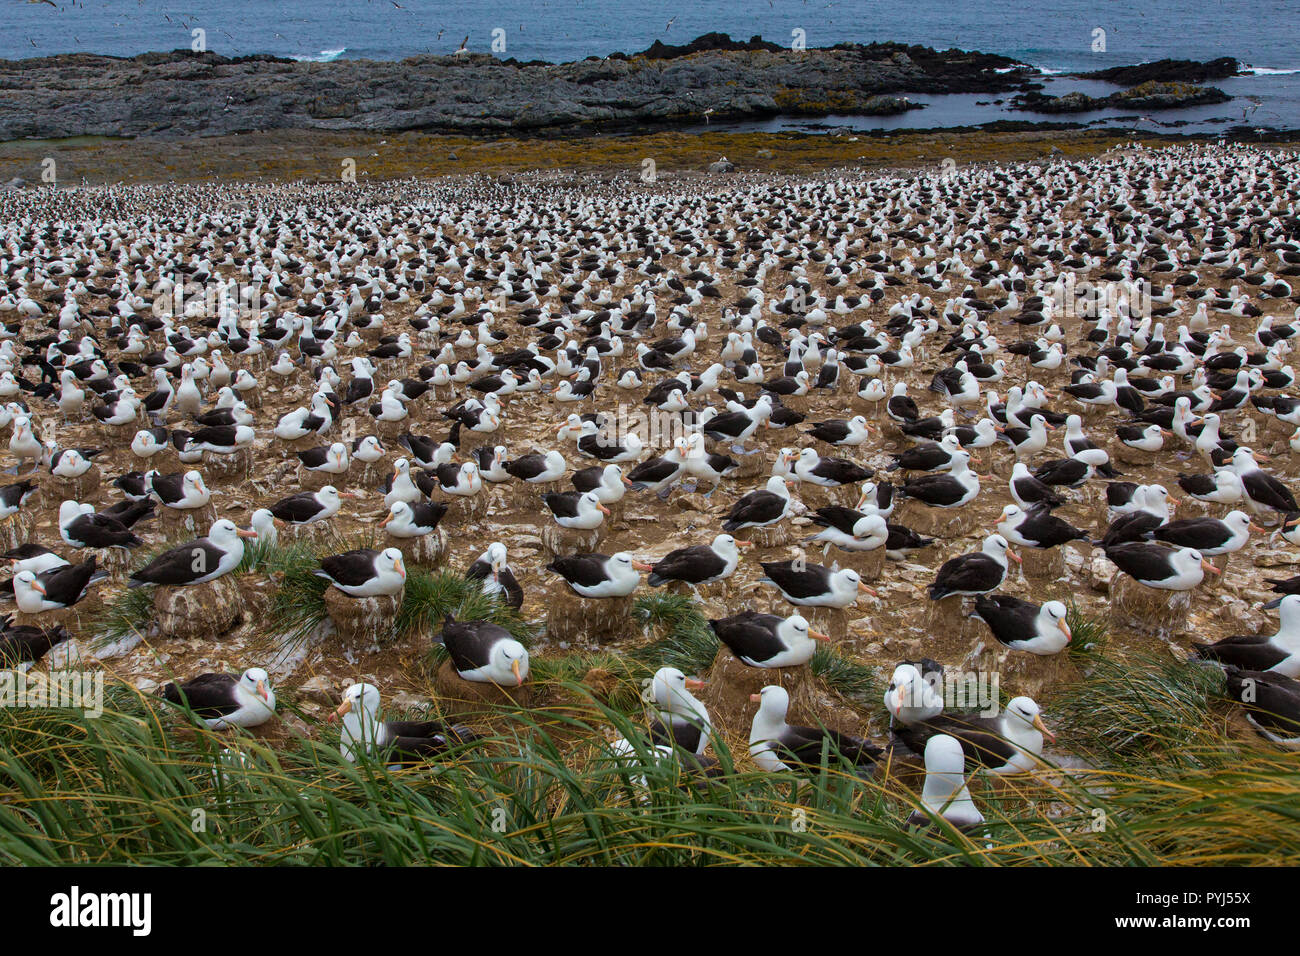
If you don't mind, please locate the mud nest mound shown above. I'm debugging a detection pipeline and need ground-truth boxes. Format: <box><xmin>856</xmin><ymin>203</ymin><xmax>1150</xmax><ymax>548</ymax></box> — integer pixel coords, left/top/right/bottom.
<box><xmin>153</xmin><ymin>576</ymin><xmax>245</xmax><ymax>642</ymax></box>
<box><xmin>432</xmin><ymin>658</ymin><xmax>535</xmax><ymax>724</ymax></box>
<box><xmin>158</xmin><ymin>501</ymin><xmax>217</xmax><ymax>541</ymax></box>
<box><xmin>1109</xmin><ymin>571</ymin><xmax>1193</xmax><ymax>643</ymax></box>
<box><xmin>322</xmin><ymin>586</ymin><xmax>403</xmax><ymax>650</ymax></box>
<box><xmin>546</xmin><ymin>588</ymin><xmax>638</xmax><ymax>645</ymax></box>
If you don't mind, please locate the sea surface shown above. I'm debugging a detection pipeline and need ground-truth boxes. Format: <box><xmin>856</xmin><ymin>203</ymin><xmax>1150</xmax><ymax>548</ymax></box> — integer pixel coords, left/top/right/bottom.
<box><xmin>4</xmin><ymin>0</ymin><xmax>1298</xmax><ymax>134</ymax></box>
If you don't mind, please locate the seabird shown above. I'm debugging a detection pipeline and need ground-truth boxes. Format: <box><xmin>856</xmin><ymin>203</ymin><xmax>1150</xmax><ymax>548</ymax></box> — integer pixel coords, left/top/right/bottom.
<box><xmin>269</xmin><ymin>486</ymin><xmax>350</xmax><ymax>525</ymax></box>
<box><xmin>331</xmin><ymin>682</ymin><xmax>478</xmax><ymax>764</ymax></box>
<box><xmin>1151</xmin><ymin>510</ymin><xmax>1257</xmax><ymax>556</ymax></box>
<box><xmin>1008</xmin><ymin>461</ymin><xmax>1066</xmax><ymax>510</ymax></box>
<box><xmin>1192</xmin><ymin>595</ymin><xmax>1300</xmax><ymax>676</ymax></box>
<box><xmin>545</xmin><ymin>551</ymin><xmax>642</xmax><ymax>598</ymax></box>
<box><xmin>709</xmin><ymin>611</ymin><xmax>828</xmax><ymax>668</ymax></box>
<box><xmin>644</xmin><ymin>533</ymin><xmax>749</xmax><ymax>587</ymax></box>
<box><xmin>884</xmin><ymin>662</ymin><xmax>945</xmax><ymax>726</ymax></box>
<box><xmin>465</xmin><ymin>542</ymin><xmax>523</xmax><ymax>609</ymax></box>
<box><xmin>749</xmin><ymin>685</ymin><xmax>882</xmax><ymax>773</ymax></box>
<box><xmin>12</xmin><ymin>557</ymin><xmax>105</xmax><ymax>613</ymax></box>
<box><xmin>721</xmin><ymin>474</ymin><xmax>794</xmax><ymax>532</ymax></box>
<box><xmin>1223</xmin><ymin>668</ymin><xmax>1300</xmax><ymax>747</ymax></box>
<box><xmin>433</xmin><ymin>616</ymin><xmax>529</xmax><ymax>685</ymax></box>
<box><xmin>758</xmin><ymin>561</ymin><xmax>875</xmax><ymax>608</ymax></box>
<box><xmin>129</xmin><ymin>519</ymin><xmax>256</xmax><ymax>587</ymax></box>
<box><xmin>893</xmin><ymin>695</ymin><xmax>1053</xmax><ymax>774</ymax></box>
<box><xmin>0</xmin><ymin>615</ymin><xmax>72</xmax><ymax>666</ymax></box>
<box><xmin>542</xmin><ymin>489</ymin><xmax>610</xmax><ymax>529</ymax></box>
<box><xmin>159</xmin><ymin>668</ymin><xmax>276</xmax><ymax>729</ymax></box>
<box><xmin>973</xmin><ymin>595</ymin><xmax>1072</xmax><ymax>655</ymax></box>
<box><xmin>315</xmin><ymin>547</ymin><xmax>407</xmax><ymax>597</ymax></box>
<box><xmin>907</xmin><ymin>734</ymin><xmax>984</xmax><ymax>831</ymax></box>
<box><xmin>645</xmin><ymin>666</ymin><xmax>712</xmax><ymax>757</ymax></box>
<box><xmin>1104</xmin><ymin>542</ymin><xmax>1216</xmax><ymax>590</ymax></box>
<box><xmin>928</xmin><ymin>534</ymin><xmax>1018</xmax><ymax>600</ymax></box>
<box><xmin>899</xmin><ymin>449</ymin><xmax>981</xmax><ymax>508</ymax></box>
<box><xmin>380</xmin><ymin>499</ymin><xmax>448</xmax><ymax>537</ymax></box>
<box><xmin>996</xmin><ymin>503</ymin><xmax>1088</xmax><ymax>550</ymax></box>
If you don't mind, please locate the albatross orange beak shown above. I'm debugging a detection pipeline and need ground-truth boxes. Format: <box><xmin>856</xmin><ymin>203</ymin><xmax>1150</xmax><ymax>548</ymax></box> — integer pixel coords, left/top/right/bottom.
<box><xmin>328</xmin><ymin>698</ymin><xmax>353</xmax><ymax>723</ymax></box>
<box><xmin>256</xmin><ymin>680</ymin><xmax>269</xmax><ymax>702</ymax></box>
<box><xmin>809</xmin><ymin>629</ymin><xmax>831</xmax><ymax>642</ymax></box>
<box><xmin>512</xmin><ymin>658</ymin><xmax>522</xmax><ymax>686</ymax></box>
<box><xmin>685</xmin><ymin>678</ymin><xmax>707</xmax><ymax>690</ymax></box>
<box><xmin>749</xmin><ymin>693</ymin><xmax>762</xmax><ymax>703</ymax></box>
<box><xmin>237</xmin><ymin>528</ymin><xmax>258</xmax><ymax>538</ymax></box>
<box><xmin>858</xmin><ymin>581</ymin><xmax>878</xmax><ymax>596</ymax></box>
<box><xmin>1202</xmin><ymin>559</ymin><xmax>1221</xmax><ymax>575</ymax></box>
<box><xmin>1033</xmin><ymin>713</ymin><xmax>1056</xmax><ymax>743</ymax></box>
<box><xmin>598</xmin><ymin>504</ymin><xmax>610</xmax><ymax>515</ymax></box>
<box><xmin>1008</xmin><ymin>549</ymin><xmax>1022</xmax><ymax>564</ymax></box>
<box><xmin>631</xmin><ymin>560</ymin><xmax>655</xmax><ymax>572</ymax></box>
<box><xmin>1059</xmin><ymin>621</ymin><xmax>1072</xmax><ymax>643</ymax></box>
<box><xmin>735</xmin><ymin>539</ymin><xmax>753</xmax><ymax>549</ymax></box>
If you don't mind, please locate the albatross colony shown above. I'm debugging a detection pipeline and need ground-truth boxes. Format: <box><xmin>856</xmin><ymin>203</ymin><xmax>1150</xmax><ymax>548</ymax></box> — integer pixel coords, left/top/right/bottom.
<box><xmin>2</xmin><ymin>142</ymin><xmax>1300</xmax><ymax>814</ymax></box>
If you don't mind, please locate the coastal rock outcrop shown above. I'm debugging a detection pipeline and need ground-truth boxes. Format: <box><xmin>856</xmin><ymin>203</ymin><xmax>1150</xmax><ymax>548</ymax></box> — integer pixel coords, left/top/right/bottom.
<box><xmin>0</xmin><ymin>37</ymin><xmax>1037</xmax><ymax>140</ymax></box>
<box><xmin>1012</xmin><ymin>81</ymin><xmax>1231</xmax><ymax>114</ymax></box>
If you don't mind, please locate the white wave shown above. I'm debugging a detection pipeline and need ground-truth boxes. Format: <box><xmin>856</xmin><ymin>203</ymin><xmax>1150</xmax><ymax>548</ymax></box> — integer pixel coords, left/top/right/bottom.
<box><xmin>995</xmin><ymin>63</ymin><xmax>1067</xmax><ymax>76</ymax></box>
<box><xmin>1240</xmin><ymin>65</ymin><xmax>1300</xmax><ymax>76</ymax></box>
<box><xmin>292</xmin><ymin>47</ymin><xmax>347</xmax><ymax>63</ymax></box>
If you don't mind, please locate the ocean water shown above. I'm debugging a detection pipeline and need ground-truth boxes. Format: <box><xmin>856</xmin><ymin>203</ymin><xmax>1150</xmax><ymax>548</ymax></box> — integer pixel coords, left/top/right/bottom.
<box><xmin>3</xmin><ymin>0</ymin><xmax>1298</xmax><ymax>132</ymax></box>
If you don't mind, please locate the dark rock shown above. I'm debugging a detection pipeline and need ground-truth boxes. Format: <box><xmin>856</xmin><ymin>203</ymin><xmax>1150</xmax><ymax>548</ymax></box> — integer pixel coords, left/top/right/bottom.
<box><xmin>1012</xmin><ymin>82</ymin><xmax>1231</xmax><ymax>114</ymax></box>
<box><xmin>1079</xmin><ymin>57</ymin><xmax>1241</xmax><ymax>85</ymax></box>
<box><xmin>636</xmin><ymin>32</ymin><xmax>782</xmax><ymax>60</ymax></box>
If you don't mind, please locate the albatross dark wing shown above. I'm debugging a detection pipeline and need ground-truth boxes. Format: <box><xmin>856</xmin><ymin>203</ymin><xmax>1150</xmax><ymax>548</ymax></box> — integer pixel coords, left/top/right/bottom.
<box><xmin>546</xmin><ymin>553</ymin><xmax>615</xmax><ymax>590</ymax></box>
<box><xmin>319</xmin><ymin>550</ymin><xmax>382</xmax><ymax>588</ymax></box>
<box><xmin>132</xmin><ymin>540</ymin><xmax>225</xmax><ymax>586</ymax></box>
<box><xmin>160</xmin><ymin>673</ymin><xmax>240</xmax><ymax>720</ymax></box>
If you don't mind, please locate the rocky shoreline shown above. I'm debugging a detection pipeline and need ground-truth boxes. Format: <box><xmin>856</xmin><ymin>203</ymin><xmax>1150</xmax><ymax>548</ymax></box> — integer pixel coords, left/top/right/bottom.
<box><xmin>0</xmin><ymin>34</ymin><xmax>1243</xmax><ymax>140</ymax></box>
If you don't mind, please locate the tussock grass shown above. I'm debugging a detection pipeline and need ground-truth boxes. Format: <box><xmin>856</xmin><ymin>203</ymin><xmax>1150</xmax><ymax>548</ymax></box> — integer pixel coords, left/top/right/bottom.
<box><xmin>811</xmin><ymin>647</ymin><xmax>882</xmax><ymax>703</ymax></box>
<box><xmin>4</xmin><ymin>684</ymin><xmax>1298</xmax><ymax>866</ymax></box>
<box><xmin>90</xmin><ymin>584</ymin><xmax>156</xmax><ymax>645</ymax></box>
<box><xmin>33</xmin><ymin>554</ymin><xmax>1300</xmax><ymax>866</ymax></box>
<box><xmin>1066</xmin><ymin>600</ymin><xmax>1110</xmax><ymax>661</ymax></box>
<box><xmin>398</xmin><ymin>569</ymin><xmax>533</xmax><ymax>643</ymax></box>
<box><xmin>1056</xmin><ymin>650</ymin><xmax>1226</xmax><ymax>772</ymax></box>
